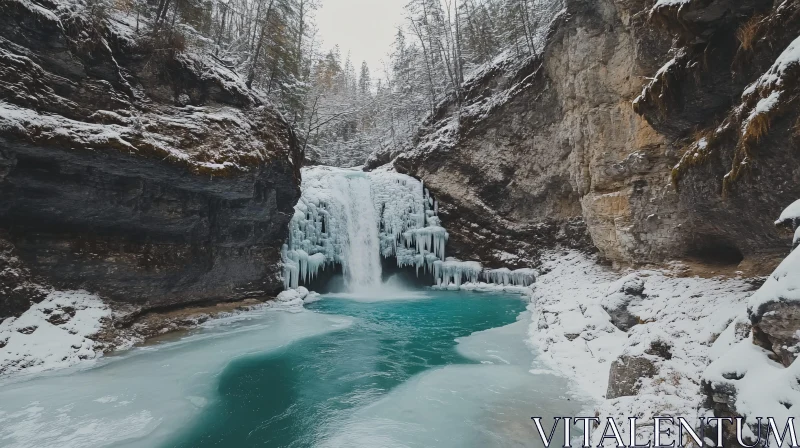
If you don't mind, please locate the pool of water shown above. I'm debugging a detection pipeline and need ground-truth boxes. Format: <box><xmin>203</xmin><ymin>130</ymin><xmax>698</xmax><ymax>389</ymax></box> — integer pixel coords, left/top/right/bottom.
<box><xmin>0</xmin><ymin>290</ymin><xmax>582</xmax><ymax>448</ymax></box>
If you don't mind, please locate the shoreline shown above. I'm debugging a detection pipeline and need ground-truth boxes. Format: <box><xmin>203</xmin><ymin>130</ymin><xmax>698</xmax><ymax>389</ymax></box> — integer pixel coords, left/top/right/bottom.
<box><xmin>95</xmin><ymin>297</ymin><xmax>275</xmax><ymax>354</ymax></box>
<box><xmin>2</xmin><ymin>252</ymin><xmax>761</xmax><ymax>406</ymax></box>
<box><xmin>525</xmin><ymin>250</ymin><xmax>758</xmax><ymax>443</ymax></box>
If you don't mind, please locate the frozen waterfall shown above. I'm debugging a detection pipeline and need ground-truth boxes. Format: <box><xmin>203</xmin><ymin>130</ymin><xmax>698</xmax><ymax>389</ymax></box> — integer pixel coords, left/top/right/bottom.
<box><xmin>282</xmin><ymin>166</ymin><xmax>448</xmax><ymax>291</ymax></box>
<box><xmin>281</xmin><ymin>166</ymin><xmax>536</xmax><ymax>291</ymax></box>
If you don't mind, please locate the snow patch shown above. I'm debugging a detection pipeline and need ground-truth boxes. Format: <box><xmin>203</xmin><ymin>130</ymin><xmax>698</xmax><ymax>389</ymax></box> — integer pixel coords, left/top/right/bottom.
<box><xmin>0</xmin><ymin>290</ymin><xmax>110</xmax><ymax>376</ymax></box>
<box><xmin>745</xmin><ymin>35</ymin><xmax>800</xmax><ymax>95</ymax></box>
<box><xmin>742</xmin><ymin>90</ymin><xmax>781</xmax><ymax>134</ymax></box>
<box><xmin>777</xmin><ymin>199</ymin><xmax>800</xmax><ymax>225</ymax></box>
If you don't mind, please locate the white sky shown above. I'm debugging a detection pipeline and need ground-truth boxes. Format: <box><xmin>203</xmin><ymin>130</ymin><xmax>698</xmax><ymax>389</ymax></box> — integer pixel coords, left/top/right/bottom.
<box><xmin>314</xmin><ymin>0</ymin><xmax>408</xmax><ymax>79</ymax></box>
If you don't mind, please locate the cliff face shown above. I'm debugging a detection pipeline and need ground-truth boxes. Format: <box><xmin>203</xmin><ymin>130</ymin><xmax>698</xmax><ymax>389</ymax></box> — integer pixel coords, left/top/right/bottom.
<box><xmin>0</xmin><ymin>0</ymin><xmax>301</xmax><ymax>317</ymax></box>
<box><xmin>637</xmin><ymin>0</ymin><xmax>800</xmax><ymax>271</ymax></box>
<box><xmin>395</xmin><ymin>0</ymin><xmax>800</xmax><ymax>273</ymax></box>
<box><xmin>395</xmin><ymin>0</ymin><xmax>800</xmax><ymax>438</ymax></box>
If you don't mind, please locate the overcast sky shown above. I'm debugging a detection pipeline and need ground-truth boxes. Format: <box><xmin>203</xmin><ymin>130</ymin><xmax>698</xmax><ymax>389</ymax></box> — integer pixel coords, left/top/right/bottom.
<box><xmin>315</xmin><ymin>0</ymin><xmax>408</xmax><ymax>79</ymax></box>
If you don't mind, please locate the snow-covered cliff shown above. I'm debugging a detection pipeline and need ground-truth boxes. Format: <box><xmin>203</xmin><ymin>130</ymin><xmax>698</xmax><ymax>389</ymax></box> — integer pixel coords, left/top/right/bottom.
<box><xmin>0</xmin><ymin>0</ymin><xmax>301</xmax><ymax>317</ymax></box>
<box><xmin>393</xmin><ymin>0</ymin><xmax>800</xmax><ymax>275</ymax></box>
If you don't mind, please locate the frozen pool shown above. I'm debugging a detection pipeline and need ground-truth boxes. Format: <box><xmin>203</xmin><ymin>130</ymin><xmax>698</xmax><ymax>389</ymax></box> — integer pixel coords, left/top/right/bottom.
<box><xmin>0</xmin><ymin>290</ymin><xmax>582</xmax><ymax>448</ymax></box>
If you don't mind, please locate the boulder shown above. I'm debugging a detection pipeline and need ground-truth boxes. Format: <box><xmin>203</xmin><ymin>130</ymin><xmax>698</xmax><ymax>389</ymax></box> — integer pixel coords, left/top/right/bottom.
<box><xmin>606</xmin><ymin>355</ymin><xmax>657</xmax><ymax>399</ymax></box>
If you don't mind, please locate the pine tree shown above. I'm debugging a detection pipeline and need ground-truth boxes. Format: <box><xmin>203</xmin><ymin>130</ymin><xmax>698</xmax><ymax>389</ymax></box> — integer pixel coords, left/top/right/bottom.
<box><xmin>358</xmin><ymin>62</ymin><xmax>371</xmax><ymax>97</ymax></box>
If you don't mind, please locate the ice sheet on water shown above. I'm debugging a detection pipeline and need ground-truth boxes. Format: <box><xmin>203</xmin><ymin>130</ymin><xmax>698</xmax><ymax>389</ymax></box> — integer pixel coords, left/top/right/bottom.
<box><xmin>0</xmin><ymin>309</ymin><xmax>353</xmax><ymax>448</ymax></box>
<box><xmin>315</xmin><ymin>310</ymin><xmax>581</xmax><ymax>448</ymax></box>
<box><xmin>322</xmin><ymin>290</ymin><xmax>434</xmax><ymax>303</ymax></box>
<box><xmin>455</xmin><ymin>312</ymin><xmax>539</xmax><ymax>367</ymax></box>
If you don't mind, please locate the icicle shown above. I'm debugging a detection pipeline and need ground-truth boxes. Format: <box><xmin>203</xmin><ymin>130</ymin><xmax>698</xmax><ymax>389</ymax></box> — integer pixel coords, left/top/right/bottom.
<box><xmin>281</xmin><ymin>167</ymin><xmax>535</xmax><ymax>292</ymax></box>
<box><xmin>482</xmin><ymin>267</ymin><xmax>536</xmax><ymax>287</ymax></box>
<box><xmin>282</xmin><ymin>166</ymin><xmax>452</xmax><ymax>290</ymax></box>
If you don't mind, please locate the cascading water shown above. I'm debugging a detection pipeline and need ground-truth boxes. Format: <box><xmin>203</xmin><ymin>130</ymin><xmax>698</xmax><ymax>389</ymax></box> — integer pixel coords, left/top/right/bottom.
<box><xmin>282</xmin><ymin>166</ymin><xmax>446</xmax><ymax>292</ymax></box>
<box><xmin>338</xmin><ymin>173</ymin><xmax>382</xmax><ymax>290</ymax></box>
<box><xmin>282</xmin><ymin>166</ymin><xmax>535</xmax><ymax>291</ymax></box>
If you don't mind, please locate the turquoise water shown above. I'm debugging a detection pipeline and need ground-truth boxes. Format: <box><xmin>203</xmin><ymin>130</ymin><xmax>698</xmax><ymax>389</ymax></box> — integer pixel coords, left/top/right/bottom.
<box><xmin>166</xmin><ymin>292</ymin><xmax>529</xmax><ymax>447</ymax></box>
<box><xmin>0</xmin><ymin>290</ymin><xmax>581</xmax><ymax>448</ymax></box>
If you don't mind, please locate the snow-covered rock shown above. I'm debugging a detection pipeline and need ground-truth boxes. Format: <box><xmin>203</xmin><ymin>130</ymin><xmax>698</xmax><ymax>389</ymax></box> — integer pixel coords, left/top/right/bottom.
<box><xmin>701</xmin><ymin>199</ymin><xmax>800</xmax><ymax>445</ymax></box>
<box><xmin>777</xmin><ymin>199</ymin><xmax>800</xmax><ymax>248</ymax></box>
<box><xmin>777</xmin><ymin>199</ymin><xmax>800</xmax><ymax>226</ymax></box>
<box><xmin>600</xmin><ymin>274</ymin><xmax>646</xmax><ymax>331</ymax></box>
<box><xmin>0</xmin><ymin>291</ymin><xmax>110</xmax><ymax>376</ymax></box>
<box><xmin>527</xmin><ymin>251</ymin><xmax>753</xmax><ymax>444</ymax></box>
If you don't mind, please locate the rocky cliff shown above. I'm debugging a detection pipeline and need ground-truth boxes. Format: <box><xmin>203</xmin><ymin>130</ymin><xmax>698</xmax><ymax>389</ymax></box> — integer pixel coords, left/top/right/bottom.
<box><xmin>394</xmin><ymin>0</ymin><xmax>800</xmax><ymax>442</ymax></box>
<box><xmin>0</xmin><ymin>0</ymin><xmax>301</xmax><ymax>318</ymax></box>
<box><xmin>395</xmin><ymin>0</ymin><xmax>800</xmax><ymax>275</ymax></box>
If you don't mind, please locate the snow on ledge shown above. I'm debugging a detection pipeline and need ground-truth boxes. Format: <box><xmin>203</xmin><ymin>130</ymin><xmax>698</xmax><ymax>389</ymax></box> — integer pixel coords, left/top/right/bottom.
<box><xmin>748</xmin><ymin>245</ymin><xmax>800</xmax><ymax>313</ymax></box>
<box><xmin>0</xmin><ymin>290</ymin><xmax>110</xmax><ymax>377</ymax></box>
<box><xmin>744</xmin><ymin>35</ymin><xmax>800</xmax><ymax>97</ymax></box>
<box><xmin>776</xmin><ymin>199</ymin><xmax>800</xmax><ymax>225</ymax></box>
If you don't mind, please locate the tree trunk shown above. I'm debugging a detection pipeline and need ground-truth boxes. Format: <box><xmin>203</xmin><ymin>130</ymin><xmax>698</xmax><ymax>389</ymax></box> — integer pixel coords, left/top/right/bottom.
<box><xmin>247</xmin><ymin>0</ymin><xmax>276</xmax><ymax>89</ymax></box>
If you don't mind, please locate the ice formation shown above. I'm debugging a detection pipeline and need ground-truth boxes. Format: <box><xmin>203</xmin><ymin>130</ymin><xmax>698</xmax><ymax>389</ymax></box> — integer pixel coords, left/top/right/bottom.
<box><xmin>282</xmin><ymin>166</ymin><xmax>448</xmax><ymax>290</ymax></box>
<box><xmin>282</xmin><ymin>166</ymin><xmax>536</xmax><ymax>291</ymax></box>
<box><xmin>433</xmin><ymin>260</ymin><xmax>483</xmax><ymax>287</ymax></box>
<box><xmin>430</xmin><ymin>262</ymin><xmax>536</xmax><ymax>288</ymax></box>
<box><xmin>483</xmin><ymin>268</ymin><xmax>536</xmax><ymax>287</ymax></box>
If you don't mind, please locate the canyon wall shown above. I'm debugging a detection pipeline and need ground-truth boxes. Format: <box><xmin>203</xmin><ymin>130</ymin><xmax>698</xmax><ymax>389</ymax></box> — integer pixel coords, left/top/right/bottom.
<box><xmin>395</xmin><ymin>0</ymin><xmax>800</xmax><ymax>274</ymax></box>
<box><xmin>395</xmin><ymin>0</ymin><xmax>800</xmax><ymax>438</ymax></box>
<box><xmin>0</xmin><ymin>0</ymin><xmax>301</xmax><ymax>317</ymax></box>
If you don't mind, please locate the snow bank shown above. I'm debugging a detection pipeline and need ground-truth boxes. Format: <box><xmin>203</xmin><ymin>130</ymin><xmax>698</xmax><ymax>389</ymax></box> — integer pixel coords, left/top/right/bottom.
<box><xmin>0</xmin><ymin>291</ymin><xmax>110</xmax><ymax>376</ymax></box>
<box><xmin>436</xmin><ymin>281</ymin><xmax>533</xmax><ymax>295</ymax></box>
<box><xmin>527</xmin><ymin>251</ymin><xmax>753</xmax><ymax>442</ymax></box>
<box><xmin>777</xmin><ymin>199</ymin><xmax>800</xmax><ymax>226</ymax></box>
<box><xmin>699</xmin><ymin>198</ymin><xmax>800</xmax><ymax>437</ymax></box>
<box><xmin>748</xmin><ymin>246</ymin><xmax>800</xmax><ymax>314</ymax></box>
<box><xmin>527</xmin><ymin>252</ymin><xmax>625</xmax><ymax>396</ymax></box>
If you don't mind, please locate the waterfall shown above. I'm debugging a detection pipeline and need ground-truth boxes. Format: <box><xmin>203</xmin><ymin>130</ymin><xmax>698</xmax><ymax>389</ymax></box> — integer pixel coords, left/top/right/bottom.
<box><xmin>282</xmin><ymin>166</ymin><xmax>447</xmax><ymax>291</ymax></box>
<box><xmin>339</xmin><ymin>173</ymin><xmax>382</xmax><ymax>289</ymax></box>
<box><xmin>281</xmin><ymin>166</ymin><xmax>535</xmax><ymax>291</ymax></box>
